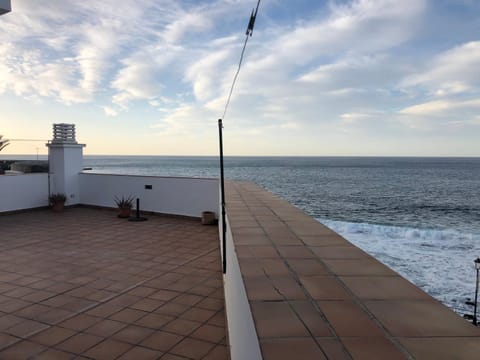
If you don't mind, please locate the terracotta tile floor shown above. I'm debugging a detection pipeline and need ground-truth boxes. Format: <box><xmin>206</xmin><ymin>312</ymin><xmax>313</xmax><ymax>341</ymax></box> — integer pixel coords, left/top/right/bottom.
<box><xmin>226</xmin><ymin>181</ymin><xmax>480</xmax><ymax>360</ymax></box>
<box><xmin>0</xmin><ymin>208</ymin><xmax>228</xmax><ymax>360</ymax></box>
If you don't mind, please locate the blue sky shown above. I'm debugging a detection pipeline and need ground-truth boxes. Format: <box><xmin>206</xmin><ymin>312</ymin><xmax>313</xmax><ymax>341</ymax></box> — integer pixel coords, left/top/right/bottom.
<box><xmin>1</xmin><ymin>0</ymin><xmax>480</xmax><ymax>156</ymax></box>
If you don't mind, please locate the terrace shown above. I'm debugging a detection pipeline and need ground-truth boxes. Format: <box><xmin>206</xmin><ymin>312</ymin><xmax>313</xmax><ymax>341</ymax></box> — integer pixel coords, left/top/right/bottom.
<box><xmin>0</xmin><ymin>207</ymin><xmax>227</xmax><ymax>359</ymax></box>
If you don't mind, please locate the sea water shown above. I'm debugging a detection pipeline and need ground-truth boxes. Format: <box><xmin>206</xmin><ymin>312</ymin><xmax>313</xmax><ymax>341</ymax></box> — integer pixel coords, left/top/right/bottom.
<box><xmin>83</xmin><ymin>155</ymin><xmax>480</xmax><ymax>315</ymax></box>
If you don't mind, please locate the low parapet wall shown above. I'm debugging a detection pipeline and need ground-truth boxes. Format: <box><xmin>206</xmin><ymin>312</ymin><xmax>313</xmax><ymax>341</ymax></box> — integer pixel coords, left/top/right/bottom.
<box><xmin>0</xmin><ymin>173</ymin><xmax>49</xmax><ymax>212</ymax></box>
<box><xmin>222</xmin><ymin>180</ymin><xmax>480</xmax><ymax>360</ymax></box>
<box><xmin>79</xmin><ymin>173</ymin><xmax>219</xmax><ymax>218</ymax></box>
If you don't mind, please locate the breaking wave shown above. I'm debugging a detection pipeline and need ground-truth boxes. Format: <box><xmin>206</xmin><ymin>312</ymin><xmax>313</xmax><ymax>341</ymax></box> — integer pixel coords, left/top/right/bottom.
<box><xmin>318</xmin><ymin>219</ymin><xmax>480</xmax><ymax>316</ymax></box>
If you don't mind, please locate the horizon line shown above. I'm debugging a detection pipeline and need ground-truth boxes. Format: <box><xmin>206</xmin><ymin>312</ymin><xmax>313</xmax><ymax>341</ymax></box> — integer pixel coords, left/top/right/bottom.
<box><xmin>2</xmin><ymin>154</ymin><xmax>480</xmax><ymax>159</ymax></box>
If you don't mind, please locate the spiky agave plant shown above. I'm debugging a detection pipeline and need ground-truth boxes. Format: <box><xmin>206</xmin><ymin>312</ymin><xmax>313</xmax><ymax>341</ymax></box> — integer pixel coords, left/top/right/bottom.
<box><xmin>0</xmin><ymin>135</ymin><xmax>9</xmax><ymax>152</ymax></box>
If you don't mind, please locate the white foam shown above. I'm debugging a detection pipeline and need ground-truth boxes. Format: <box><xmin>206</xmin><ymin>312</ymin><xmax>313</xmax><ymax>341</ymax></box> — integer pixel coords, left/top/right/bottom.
<box><xmin>318</xmin><ymin>219</ymin><xmax>480</xmax><ymax>316</ymax></box>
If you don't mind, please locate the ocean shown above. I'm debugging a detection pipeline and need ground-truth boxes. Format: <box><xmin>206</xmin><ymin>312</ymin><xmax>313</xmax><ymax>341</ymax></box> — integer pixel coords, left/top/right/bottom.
<box><xmin>83</xmin><ymin>156</ymin><xmax>480</xmax><ymax>315</ymax></box>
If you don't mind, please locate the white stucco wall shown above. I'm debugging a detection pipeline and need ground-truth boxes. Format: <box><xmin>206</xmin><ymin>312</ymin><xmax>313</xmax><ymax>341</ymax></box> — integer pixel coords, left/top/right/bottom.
<box><xmin>0</xmin><ymin>174</ymin><xmax>49</xmax><ymax>212</ymax></box>
<box><xmin>79</xmin><ymin>173</ymin><xmax>219</xmax><ymax>218</ymax></box>
<box><xmin>222</xmin><ymin>213</ymin><xmax>263</xmax><ymax>360</ymax></box>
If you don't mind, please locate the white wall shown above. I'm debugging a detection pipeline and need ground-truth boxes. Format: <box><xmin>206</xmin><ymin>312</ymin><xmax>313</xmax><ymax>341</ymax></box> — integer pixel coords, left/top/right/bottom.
<box><xmin>0</xmin><ymin>174</ymin><xmax>49</xmax><ymax>212</ymax></box>
<box><xmin>222</xmin><ymin>213</ymin><xmax>263</xmax><ymax>360</ymax></box>
<box><xmin>79</xmin><ymin>173</ymin><xmax>219</xmax><ymax>218</ymax></box>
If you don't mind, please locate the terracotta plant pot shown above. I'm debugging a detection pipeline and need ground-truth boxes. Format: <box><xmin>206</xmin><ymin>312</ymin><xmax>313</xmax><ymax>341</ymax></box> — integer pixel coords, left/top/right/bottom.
<box><xmin>201</xmin><ymin>211</ymin><xmax>216</xmax><ymax>225</ymax></box>
<box><xmin>118</xmin><ymin>207</ymin><xmax>131</xmax><ymax>218</ymax></box>
<box><xmin>52</xmin><ymin>202</ymin><xmax>65</xmax><ymax>213</ymax></box>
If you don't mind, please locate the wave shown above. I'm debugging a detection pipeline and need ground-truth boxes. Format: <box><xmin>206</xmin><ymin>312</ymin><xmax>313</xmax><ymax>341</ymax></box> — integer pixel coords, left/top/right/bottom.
<box><xmin>317</xmin><ymin>218</ymin><xmax>480</xmax><ymax>315</ymax></box>
<box><xmin>318</xmin><ymin>219</ymin><xmax>475</xmax><ymax>243</ymax></box>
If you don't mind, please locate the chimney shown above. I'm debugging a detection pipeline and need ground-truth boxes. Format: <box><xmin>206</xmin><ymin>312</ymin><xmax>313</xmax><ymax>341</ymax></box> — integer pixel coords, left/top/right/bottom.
<box><xmin>52</xmin><ymin>123</ymin><xmax>77</xmax><ymax>144</ymax></box>
<box><xmin>46</xmin><ymin>124</ymin><xmax>86</xmax><ymax>205</ymax></box>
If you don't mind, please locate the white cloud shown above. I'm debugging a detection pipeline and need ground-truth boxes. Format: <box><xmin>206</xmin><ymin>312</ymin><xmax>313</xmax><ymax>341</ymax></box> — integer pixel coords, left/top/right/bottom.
<box><xmin>402</xmin><ymin>41</ymin><xmax>480</xmax><ymax>96</ymax></box>
<box><xmin>0</xmin><ymin>0</ymin><xmax>179</xmax><ymax>105</ymax></box>
<box><xmin>103</xmin><ymin>106</ymin><xmax>118</xmax><ymax>117</ymax></box>
<box><xmin>185</xmin><ymin>49</ymin><xmax>234</xmax><ymax>102</ymax></box>
<box><xmin>340</xmin><ymin>112</ymin><xmax>373</xmax><ymax>124</ymax></box>
<box><xmin>163</xmin><ymin>12</ymin><xmax>213</xmax><ymax>43</ymax></box>
<box><xmin>250</xmin><ymin>0</ymin><xmax>426</xmax><ymax>72</ymax></box>
<box><xmin>112</xmin><ymin>61</ymin><xmax>164</xmax><ymax>108</ymax></box>
<box><xmin>400</xmin><ymin>98</ymin><xmax>480</xmax><ymax>116</ymax></box>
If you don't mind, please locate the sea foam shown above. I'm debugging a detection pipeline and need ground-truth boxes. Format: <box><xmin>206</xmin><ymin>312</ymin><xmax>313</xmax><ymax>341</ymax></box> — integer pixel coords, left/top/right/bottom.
<box><xmin>318</xmin><ymin>218</ymin><xmax>480</xmax><ymax>316</ymax></box>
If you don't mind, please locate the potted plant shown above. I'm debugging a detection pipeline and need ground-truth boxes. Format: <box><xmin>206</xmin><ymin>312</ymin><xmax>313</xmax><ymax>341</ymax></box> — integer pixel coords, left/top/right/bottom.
<box><xmin>115</xmin><ymin>196</ymin><xmax>134</xmax><ymax>218</ymax></box>
<box><xmin>49</xmin><ymin>193</ymin><xmax>66</xmax><ymax>212</ymax></box>
<box><xmin>201</xmin><ymin>211</ymin><xmax>217</xmax><ymax>225</ymax></box>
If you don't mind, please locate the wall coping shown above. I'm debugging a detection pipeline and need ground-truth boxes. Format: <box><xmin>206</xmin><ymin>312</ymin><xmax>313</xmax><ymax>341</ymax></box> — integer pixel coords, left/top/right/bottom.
<box><xmin>223</xmin><ymin>180</ymin><xmax>480</xmax><ymax>360</ymax></box>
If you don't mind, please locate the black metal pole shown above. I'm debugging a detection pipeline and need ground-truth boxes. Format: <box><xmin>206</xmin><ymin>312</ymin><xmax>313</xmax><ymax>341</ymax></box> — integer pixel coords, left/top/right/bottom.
<box><xmin>218</xmin><ymin>119</ymin><xmax>227</xmax><ymax>274</ymax></box>
<box><xmin>129</xmin><ymin>197</ymin><xmax>147</xmax><ymax>222</ymax></box>
<box><xmin>474</xmin><ymin>267</ymin><xmax>479</xmax><ymax>326</ymax></box>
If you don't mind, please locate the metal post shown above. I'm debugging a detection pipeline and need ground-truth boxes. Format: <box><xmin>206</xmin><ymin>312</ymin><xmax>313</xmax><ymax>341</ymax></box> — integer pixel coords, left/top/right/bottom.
<box><xmin>218</xmin><ymin>119</ymin><xmax>227</xmax><ymax>274</ymax></box>
<box><xmin>128</xmin><ymin>198</ymin><xmax>147</xmax><ymax>222</ymax></box>
<box><xmin>474</xmin><ymin>266</ymin><xmax>479</xmax><ymax>326</ymax></box>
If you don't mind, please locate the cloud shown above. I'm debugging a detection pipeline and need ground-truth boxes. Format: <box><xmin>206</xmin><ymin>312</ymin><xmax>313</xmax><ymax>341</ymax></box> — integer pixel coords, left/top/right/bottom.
<box><xmin>297</xmin><ymin>54</ymin><xmax>403</xmax><ymax>92</ymax></box>
<box><xmin>103</xmin><ymin>106</ymin><xmax>118</xmax><ymax>117</ymax></box>
<box><xmin>340</xmin><ymin>112</ymin><xmax>374</xmax><ymax>124</ymax></box>
<box><xmin>401</xmin><ymin>41</ymin><xmax>480</xmax><ymax>96</ymax></box>
<box><xmin>399</xmin><ymin>98</ymin><xmax>480</xmax><ymax>116</ymax></box>
<box><xmin>249</xmin><ymin>0</ymin><xmax>426</xmax><ymax>72</ymax></box>
<box><xmin>0</xmin><ymin>0</ymin><xmax>180</xmax><ymax>105</ymax></box>
<box><xmin>163</xmin><ymin>12</ymin><xmax>213</xmax><ymax>43</ymax></box>
<box><xmin>0</xmin><ymin>42</ymin><xmax>92</xmax><ymax>103</ymax></box>
<box><xmin>184</xmin><ymin>48</ymin><xmax>234</xmax><ymax>102</ymax></box>
<box><xmin>112</xmin><ymin>59</ymin><xmax>165</xmax><ymax>108</ymax></box>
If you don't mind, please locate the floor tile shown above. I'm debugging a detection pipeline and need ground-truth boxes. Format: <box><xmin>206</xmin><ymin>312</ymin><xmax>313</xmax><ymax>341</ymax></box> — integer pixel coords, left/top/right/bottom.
<box><xmin>0</xmin><ymin>332</ymin><xmax>20</xmax><ymax>350</ymax></box>
<box><xmin>112</xmin><ymin>325</ymin><xmax>155</xmax><ymax>344</ymax></box>
<box><xmin>5</xmin><ymin>319</ymin><xmax>49</xmax><ymax>338</ymax></box>
<box><xmin>141</xmin><ymin>331</ymin><xmax>183</xmax><ymax>352</ymax></box>
<box><xmin>365</xmin><ymin>300</ymin><xmax>480</xmax><ymax>336</ymax></box>
<box><xmin>251</xmin><ymin>301</ymin><xmax>309</xmax><ymax>338</ymax></box>
<box><xmin>300</xmin><ymin>276</ymin><xmax>352</xmax><ymax>300</ymax></box>
<box><xmin>30</xmin><ymin>326</ymin><xmax>76</xmax><ymax>346</ymax></box>
<box><xmin>0</xmin><ymin>340</ymin><xmax>47</xmax><ymax>359</ymax></box>
<box><xmin>260</xmin><ymin>337</ymin><xmax>326</xmax><ymax>360</ymax></box>
<box><xmin>340</xmin><ymin>276</ymin><xmax>431</xmax><ymax>300</ymax></box>
<box><xmin>135</xmin><ymin>313</ymin><xmax>175</xmax><ymax>330</ymax></box>
<box><xmin>180</xmin><ymin>307</ymin><xmax>216</xmax><ymax>323</ymax></box>
<box><xmin>83</xmin><ymin>338</ymin><xmax>133</xmax><ymax>360</ymax></box>
<box><xmin>117</xmin><ymin>345</ymin><xmax>163</xmax><ymax>360</ymax></box>
<box><xmin>290</xmin><ymin>301</ymin><xmax>332</xmax><ymax>337</ymax></box>
<box><xmin>317</xmin><ymin>300</ymin><xmax>384</xmax><ymax>337</ymax></box>
<box><xmin>58</xmin><ymin>313</ymin><xmax>102</xmax><ymax>331</ymax></box>
<box><xmin>155</xmin><ymin>302</ymin><xmax>190</xmax><ymax>317</ymax></box>
<box><xmin>287</xmin><ymin>259</ymin><xmax>329</xmax><ymax>276</ymax></box>
<box><xmin>109</xmin><ymin>308</ymin><xmax>148</xmax><ymax>323</ymax></box>
<box><xmin>315</xmin><ymin>338</ymin><xmax>351</xmax><ymax>360</ymax></box>
<box><xmin>202</xmin><ymin>344</ymin><xmax>229</xmax><ymax>360</ymax></box>
<box><xmin>342</xmin><ymin>337</ymin><xmax>408</xmax><ymax>360</ymax></box>
<box><xmin>130</xmin><ymin>298</ymin><xmax>164</xmax><ymax>312</ymax></box>
<box><xmin>190</xmin><ymin>324</ymin><xmax>225</xmax><ymax>344</ymax></box>
<box><xmin>34</xmin><ymin>348</ymin><xmax>75</xmax><ymax>360</ymax></box>
<box><xmin>84</xmin><ymin>318</ymin><xmax>127</xmax><ymax>337</ymax></box>
<box><xmin>169</xmin><ymin>337</ymin><xmax>216</xmax><ymax>359</ymax></box>
<box><xmin>398</xmin><ymin>337</ymin><xmax>480</xmax><ymax>360</ymax></box>
<box><xmin>56</xmin><ymin>332</ymin><xmax>103</xmax><ymax>354</ymax></box>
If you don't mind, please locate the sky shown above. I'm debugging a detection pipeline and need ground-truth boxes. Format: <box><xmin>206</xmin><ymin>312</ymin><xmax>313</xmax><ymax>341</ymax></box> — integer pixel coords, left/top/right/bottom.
<box><xmin>1</xmin><ymin>0</ymin><xmax>480</xmax><ymax>156</ymax></box>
